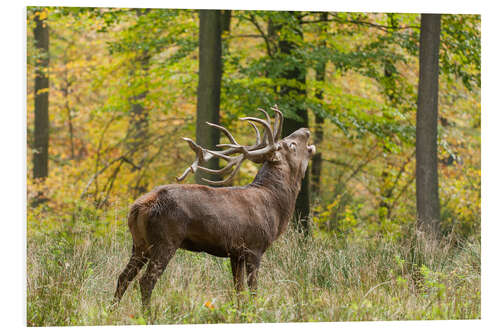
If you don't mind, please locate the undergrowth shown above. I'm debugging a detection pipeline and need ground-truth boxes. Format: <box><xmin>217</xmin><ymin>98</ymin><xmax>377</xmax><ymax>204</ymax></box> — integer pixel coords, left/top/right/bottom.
<box><xmin>26</xmin><ymin>208</ymin><xmax>480</xmax><ymax>326</ymax></box>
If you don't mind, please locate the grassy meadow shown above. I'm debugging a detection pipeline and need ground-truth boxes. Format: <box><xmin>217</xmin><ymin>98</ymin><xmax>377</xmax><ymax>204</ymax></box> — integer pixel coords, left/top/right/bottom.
<box><xmin>27</xmin><ymin>208</ymin><xmax>480</xmax><ymax>326</ymax></box>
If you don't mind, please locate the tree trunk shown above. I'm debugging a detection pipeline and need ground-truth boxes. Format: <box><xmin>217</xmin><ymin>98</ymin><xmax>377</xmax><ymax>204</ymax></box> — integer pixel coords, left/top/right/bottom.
<box><xmin>196</xmin><ymin>10</ymin><xmax>223</xmax><ymax>184</ymax></box>
<box><xmin>62</xmin><ymin>52</ymin><xmax>75</xmax><ymax>160</ymax></box>
<box><xmin>221</xmin><ymin>10</ymin><xmax>231</xmax><ymax>73</ymax></box>
<box><xmin>221</xmin><ymin>10</ymin><xmax>231</xmax><ymax>34</ymax></box>
<box><xmin>123</xmin><ymin>47</ymin><xmax>151</xmax><ymax>198</ymax></box>
<box><xmin>311</xmin><ymin>12</ymin><xmax>328</xmax><ymax>199</ymax></box>
<box><xmin>127</xmin><ymin>9</ymin><xmax>152</xmax><ymax>196</ymax></box>
<box><xmin>127</xmin><ymin>55</ymin><xmax>150</xmax><ymax>154</ymax></box>
<box><xmin>416</xmin><ymin>14</ymin><xmax>441</xmax><ymax>235</ymax></box>
<box><xmin>311</xmin><ymin>112</ymin><xmax>324</xmax><ymax>199</ymax></box>
<box><xmin>378</xmin><ymin>14</ymin><xmax>399</xmax><ymax>220</ymax></box>
<box><xmin>378</xmin><ymin>61</ymin><xmax>396</xmax><ymax>220</ymax></box>
<box><xmin>278</xmin><ymin>13</ymin><xmax>310</xmax><ymax>234</ymax></box>
<box><xmin>33</xmin><ymin>9</ymin><xmax>50</xmax><ymax>180</ymax></box>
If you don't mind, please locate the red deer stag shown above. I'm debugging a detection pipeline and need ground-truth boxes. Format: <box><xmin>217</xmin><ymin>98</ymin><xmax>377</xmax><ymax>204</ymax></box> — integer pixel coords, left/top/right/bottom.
<box><xmin>113</xmin><ymin>105</ymin><xmax>316</xmax><ymax>308</ymax></box>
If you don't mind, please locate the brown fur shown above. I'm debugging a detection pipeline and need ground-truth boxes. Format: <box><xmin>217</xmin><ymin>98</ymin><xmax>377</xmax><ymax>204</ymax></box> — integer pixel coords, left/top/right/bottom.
<box><xmin>113</xmin><ymin>128</ymin><xmax>315</xmax><ymax>308</ymax></box>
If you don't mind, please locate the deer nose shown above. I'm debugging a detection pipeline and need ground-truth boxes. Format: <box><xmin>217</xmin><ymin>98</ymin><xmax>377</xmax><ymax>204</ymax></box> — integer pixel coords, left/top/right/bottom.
<box><xmin>301</xmin><ymin>128</ymin><xmax>311</xmax><ymax>138</ymax></box>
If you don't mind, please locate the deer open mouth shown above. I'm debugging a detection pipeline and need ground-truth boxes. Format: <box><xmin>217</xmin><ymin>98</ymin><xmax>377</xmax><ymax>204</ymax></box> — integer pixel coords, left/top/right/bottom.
<box><xmin>308</xmin><ymin>144</ymin><xmax>316</xmax><ymax>155</ymax></box>
<box><xmin>305</xmin><ymin>131</ymin><xmax>316</xmax><ymax>155</ymax></box>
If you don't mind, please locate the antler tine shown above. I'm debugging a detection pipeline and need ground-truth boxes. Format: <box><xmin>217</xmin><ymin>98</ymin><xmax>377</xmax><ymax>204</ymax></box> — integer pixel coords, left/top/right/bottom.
<box><xmin>248</xmin><ymin>121</ymin><xmax>262</xmax><ymax>147</ymax></box>
<box><xmin>209</xmin><ymin>120</ymin><xmax>266</xmax><ymax>153</ymax></box>
<box><xmin>270</xmin><ymin>104</ymin><xmax>283</xmax><ymax>140</ymax></box>
<box><xmin>216</xmin><ymin>143</ymin><xmax>242</xmax><ymax>150</ymax></box>
<box><xmin>240</xmin><ymin>117</ymin><xmax>275</xmax><ymax>147</ymax></box>
<box><xmin>201</xmin><ymin>155</ymin><xmax>245</xmax><ymax>186</ymax></box>
<box><xmin>206</xmin><ymin>122</ymin><xmax>239</xmax><ymax>145</ymax></box>
<box><xmin>257</xmin><ymin>108</ymin><xmax>272</xmax><ymax>144</ymax></box>
<box><xmin>209</xmin><ymin>148</ymin><xmax>248</xmax><ymax>161</ymax></box>
<box><xmin>176</xmin><ymin>165</ymin><xmax>194</xmax><ymax>182</ymax></box>
<box><xmin>197</xmin><ymin>155</ymin><xmax>241</xmax><ymax>175</ymax></box>
<box><xmin>183</xmin><ymin>138</ymin><xmax>206</xmax><ymax>160</ymax></box>
<box><xmin>257</xmin><ymin>108</ymin><xmax>272</xmax><ymax>125</ymax></box>
<box><xmin>217</xmin><ymin>122</ymin><xmax>262</xmax><ymax>150</ymax></box>
<box><xmin>176</xmin><ymin>138</ymin><xmax>213</xmax><ymax>182</ymax></box>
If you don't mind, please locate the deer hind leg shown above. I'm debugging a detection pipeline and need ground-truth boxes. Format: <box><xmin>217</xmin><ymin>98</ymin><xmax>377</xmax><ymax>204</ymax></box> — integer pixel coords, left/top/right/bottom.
<box><xmin>245</xmin><ymin>254</ymin><xmax>261</xmax><ymax>293</ymax></box>
<box><xmin>139</xmin><ymin>243</ymin><xmax>177</xmax><ymax>310</ymax></box>
<box><xmin>230</xmin><ymin>255</ymin><xmax>245</xmax><ymax>293</ymax></box>
<box><xmin>113</xmin><ymin>245</ymin><xmax>148</xmax><ymax>305</ymax></box>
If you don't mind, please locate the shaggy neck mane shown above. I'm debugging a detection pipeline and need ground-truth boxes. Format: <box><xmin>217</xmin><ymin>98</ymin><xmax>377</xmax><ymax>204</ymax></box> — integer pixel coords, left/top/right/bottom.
<box><xmin>249</xmin><ymin>161</ymin><xmax>302</xmax><ymax>238</ymax></box>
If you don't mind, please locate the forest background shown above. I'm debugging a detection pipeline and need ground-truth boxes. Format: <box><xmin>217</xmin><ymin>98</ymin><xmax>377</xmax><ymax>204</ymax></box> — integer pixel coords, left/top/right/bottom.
<box><xmin>22</xmin><ymin>2</ymin><xmax>485</xmax><ymax>327</ymax></box>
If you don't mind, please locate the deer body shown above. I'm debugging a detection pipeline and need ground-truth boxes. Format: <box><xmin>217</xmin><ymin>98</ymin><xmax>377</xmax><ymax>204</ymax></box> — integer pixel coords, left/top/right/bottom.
<box><xmin>113</xmin><ymin>106</ymin><xmax>315</xmax><ymax>308</ymax></box>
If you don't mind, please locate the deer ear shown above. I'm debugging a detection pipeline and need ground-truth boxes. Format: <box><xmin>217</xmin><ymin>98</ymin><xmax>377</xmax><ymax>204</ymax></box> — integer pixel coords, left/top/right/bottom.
<box><xmin>281</xmin><ymin>141</ymin><xmax>296</xmax><ymax>152</ymax></box>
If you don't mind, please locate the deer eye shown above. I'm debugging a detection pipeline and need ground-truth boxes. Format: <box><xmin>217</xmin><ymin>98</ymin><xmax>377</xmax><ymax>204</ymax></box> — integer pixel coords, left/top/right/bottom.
<box><xmin>288</xmin><ymin>142</ymin><xmax>297</xmax><ymax>152</ymax></box>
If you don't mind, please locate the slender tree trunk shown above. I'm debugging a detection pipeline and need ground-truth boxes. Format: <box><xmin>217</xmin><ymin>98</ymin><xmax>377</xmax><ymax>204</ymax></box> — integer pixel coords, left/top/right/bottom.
<box><xmin>278</xmin><ymin>12</ymin><xmax>310</xmax><ymax>234</ymax></box>
<box><xmin>416</xmin><ymin>14</ymin><xmax>441</xmax><ymax>235</ymax></box>
<box><xmin>311</xmin><ymin>12</ymin><xmax>328</xmax><ymax>199</ymax></box>
<box><xmin>128</xmin><ymin>9</ymin><xmax>151</xmax><ymax>154</ymax></box>
<box><xmin>125</xmin><ymin>49</ymin><xmax>151</xmax><ymax>197</ymax></box>
<box><xmin>196</xmin><ymin>10</ymin><xmax>222</xmax><ymax>184</ymax></box>
<box><xmin>221</xmin><ymin>10</ymin><xmax>231</xmax><ymax>34</ymax></box>
<box><xmin>126</xmin><ymin>9</ymin><xmax>152</xmax><ymax>196</ymax></box>
<box><xmin>63</xmin><ymin>87</ymin><xmax>75</xmax><ymax>160</ymax></box>
<box><xmin>221</xmin><ymin>11</ymin><xmax>231</xmax><ymax>74</ymax></box>
<box><xmin>33</xmin><ymin>9</ymin><xmax>49</xmax><ymax>180</ymax></box>
<box><xmin>378</xmin><ymin>61</ymin><xmax>396</xmax><ymax>220</ymax></box>
<box><xmin>379</xmin><ymin>14</ymin><xmax>399</xmax><ymax>220</ymax></box>
<box><xmin>311</xmin><ymin>110</ymin><xmax>324</xmax><ymax>199</ymax></box>
<box><xmin>62</xmin><ymin>55</ymin><xmax>75</xmax><ymax>160</ymax></box>
<box><xmin>127</xmin><ymin>55</ymin><xmax>150</xmax><ymax>150</ymax></box>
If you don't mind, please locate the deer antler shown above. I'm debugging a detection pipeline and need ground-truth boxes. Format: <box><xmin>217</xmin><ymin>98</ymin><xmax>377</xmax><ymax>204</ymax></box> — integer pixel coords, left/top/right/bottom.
<box><xmin>177</xmin><ymin>105</ymin><xmax>284</xmax><ymax>186</ymax></box>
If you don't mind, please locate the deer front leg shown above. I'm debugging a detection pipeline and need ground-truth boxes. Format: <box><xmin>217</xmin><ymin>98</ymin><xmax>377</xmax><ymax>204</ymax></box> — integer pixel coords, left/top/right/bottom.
<box><xmin>230</xmin><ymin>255</ymin><xmax>245</xmax><ymax>293</ymax></box>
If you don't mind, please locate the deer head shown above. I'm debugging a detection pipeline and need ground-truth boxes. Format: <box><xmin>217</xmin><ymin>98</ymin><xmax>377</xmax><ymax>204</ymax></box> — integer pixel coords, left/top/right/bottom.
<box><xmin>275</xmin><ymin>127</ymin><xmax>316</xmax><ymax>180</ymax></box>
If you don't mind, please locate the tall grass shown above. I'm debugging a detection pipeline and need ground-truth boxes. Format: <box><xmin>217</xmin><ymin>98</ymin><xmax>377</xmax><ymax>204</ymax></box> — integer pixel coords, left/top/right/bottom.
<box><xmin>27</xmin><ymin>216</ymin><xmax>480</xmax><ymax>326</ymax></box>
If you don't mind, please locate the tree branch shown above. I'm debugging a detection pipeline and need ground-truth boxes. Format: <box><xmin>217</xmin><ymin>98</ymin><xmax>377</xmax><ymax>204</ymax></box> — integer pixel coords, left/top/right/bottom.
<box><xmin>323</xmin><ymin>158</ymin><xmax>351</xmax><ymax>168</ymax></box>
<box><xmin>300</xmin><ymin>13</ymin><xmax>419</xmax><ymax>32</ymax></box>
<box><xmin>223</xmin><ymin>34</ymin><xmax>264</xmax><ymax>40</ymax></box>
<box><xmin>80</xmin><ymin>155</ymin><xmax>124</xmax><ymax>199</ymax></box>
<box><xmin>247</xmin><ymin>13</ymin><xmax>275</xmax><ymax>58</ymax></box>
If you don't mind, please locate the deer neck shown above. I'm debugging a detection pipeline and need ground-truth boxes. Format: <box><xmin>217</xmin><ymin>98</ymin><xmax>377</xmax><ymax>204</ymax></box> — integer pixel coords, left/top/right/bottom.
<box><xmin>250</xmin><ymin>161</ymin><xmax>302</xmax><ymax>238</ymax></box>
